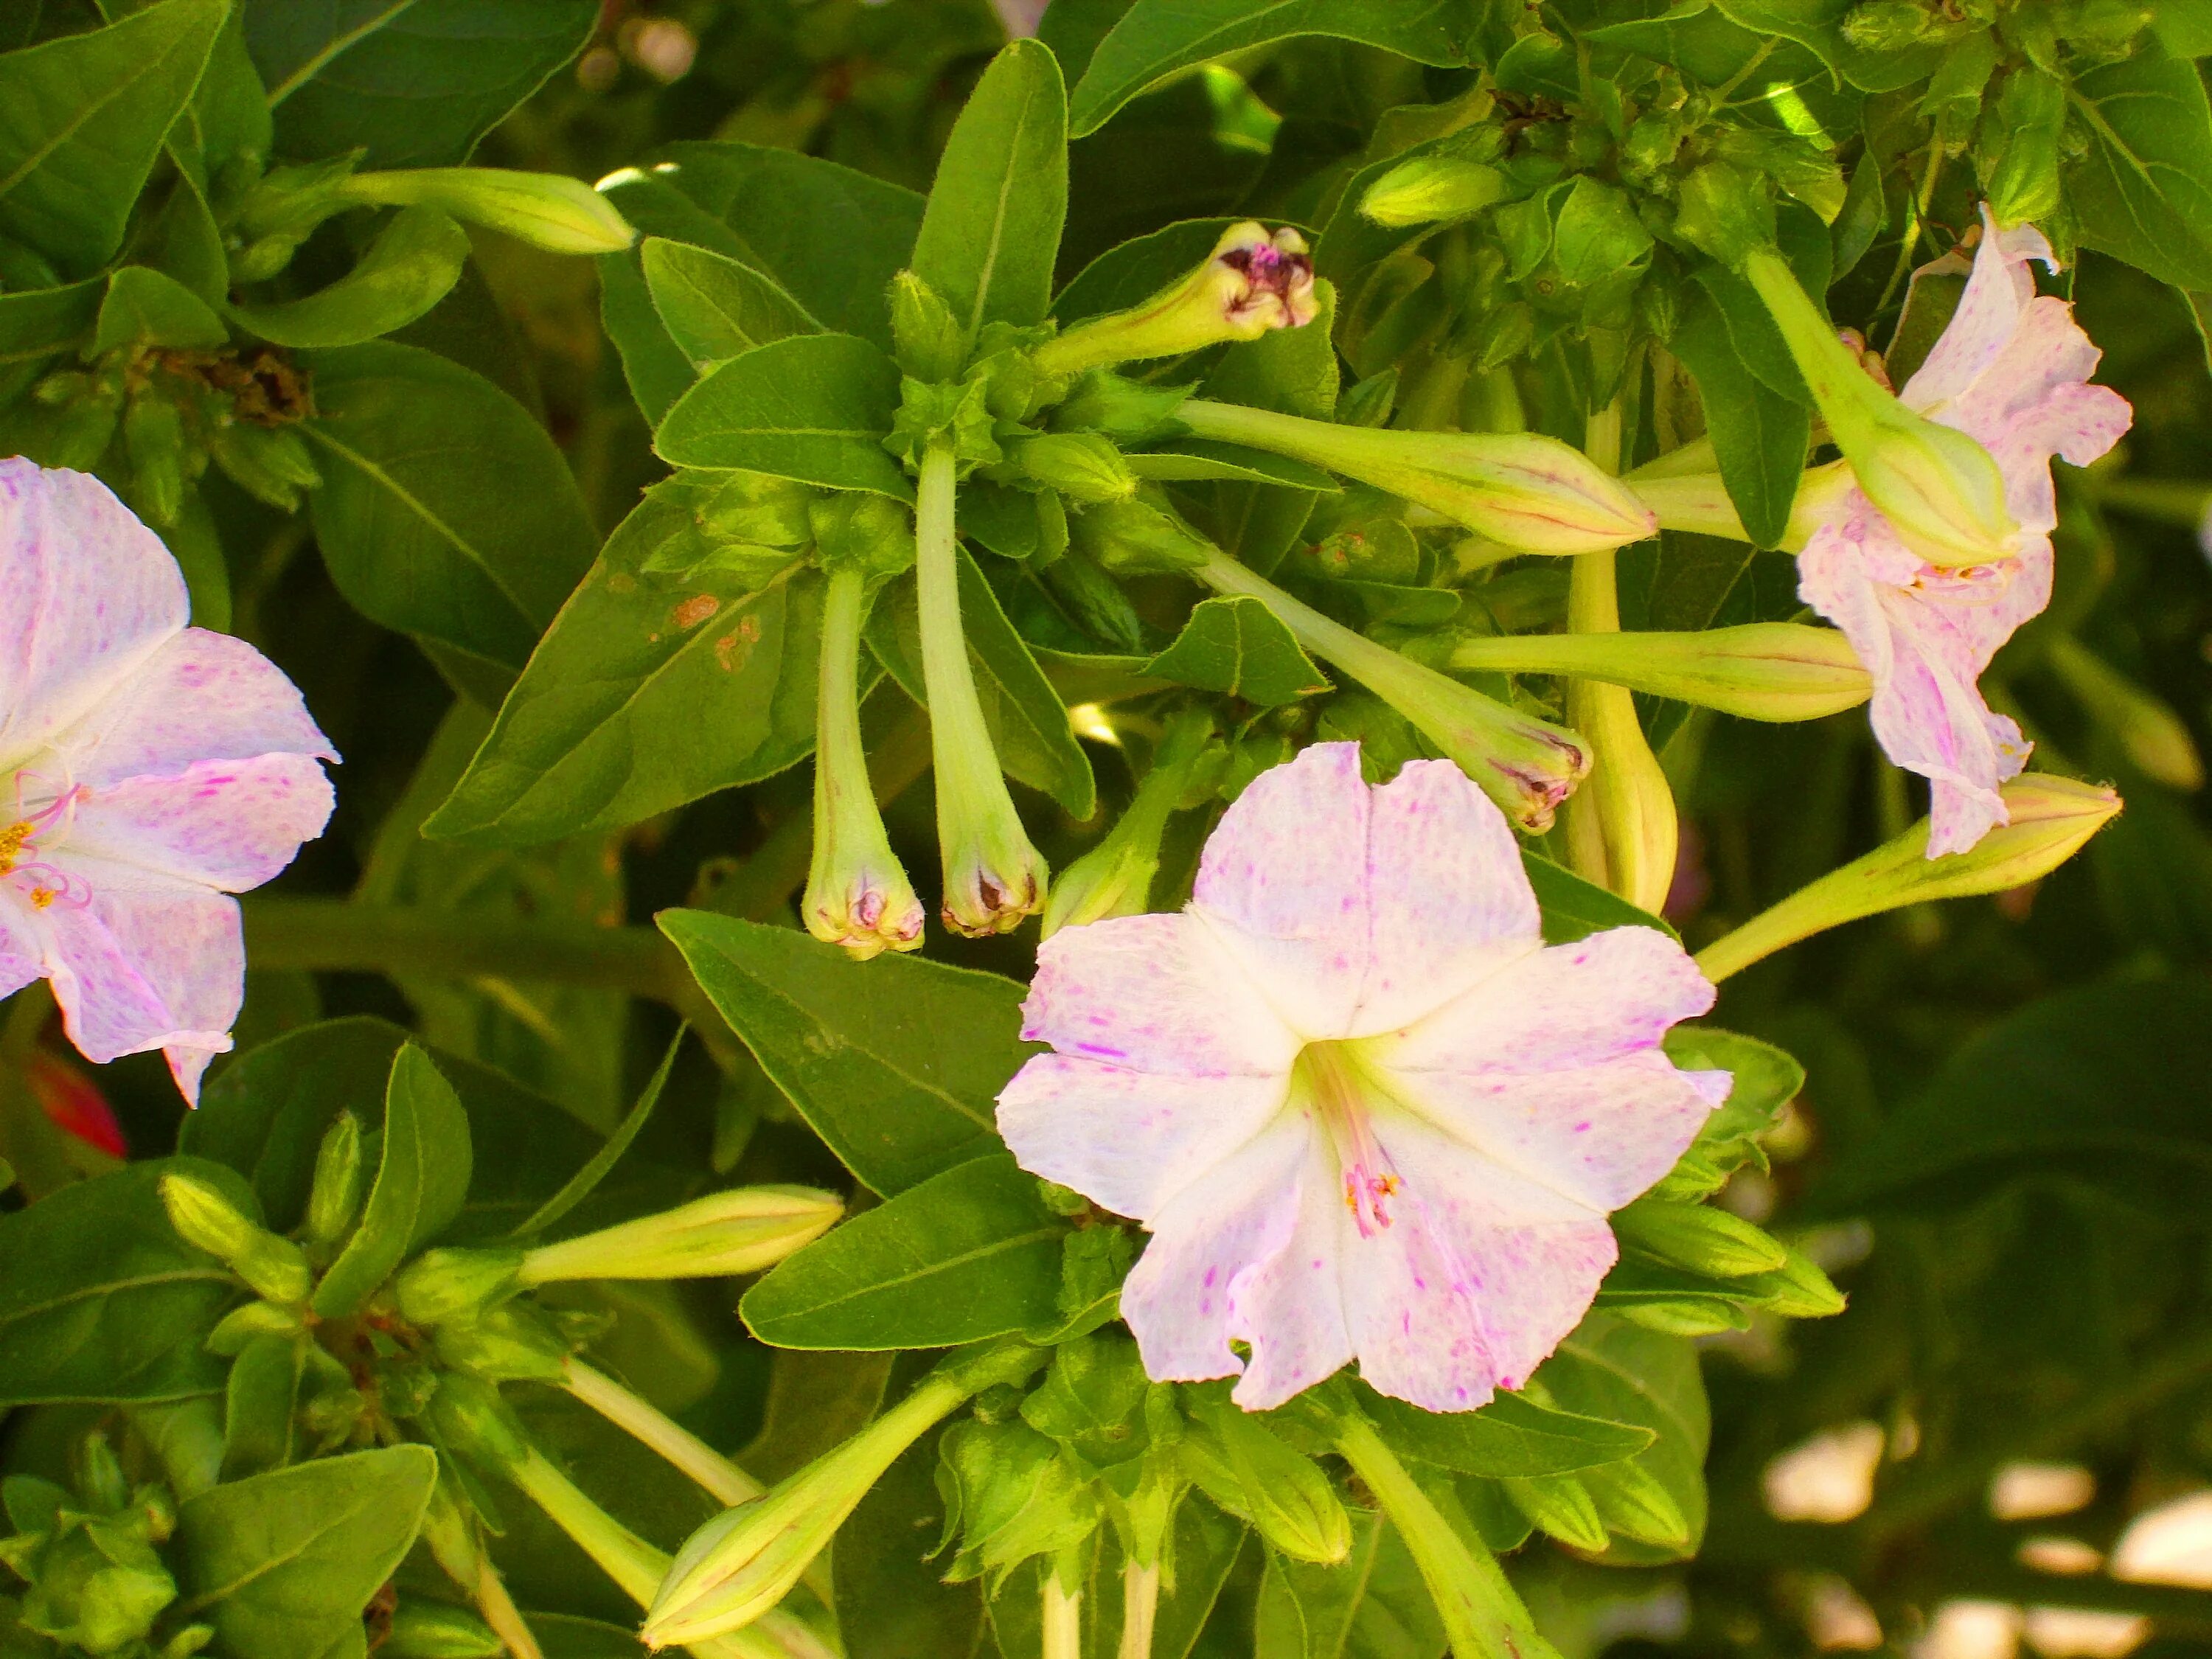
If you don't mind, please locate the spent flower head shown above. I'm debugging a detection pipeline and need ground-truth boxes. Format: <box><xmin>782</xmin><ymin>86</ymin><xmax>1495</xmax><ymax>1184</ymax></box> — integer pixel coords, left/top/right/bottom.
<box><xmin>998</xmin><ymin>743</ymin><xmax>1725</xmax><ymax>1413</ymax></box>
<box><xmin>1031</xmin><ymin>223</ymin><xmax>1317</xmax><ymax>378</ymax></box>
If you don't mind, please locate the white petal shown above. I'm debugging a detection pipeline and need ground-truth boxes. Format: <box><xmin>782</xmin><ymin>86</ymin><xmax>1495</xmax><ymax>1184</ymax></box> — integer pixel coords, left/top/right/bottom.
<box><xmin>1378</xmin><ymin>1054</ymin><xmax>1718</xmax><ymax>1214</ymax></box>
<box><xmin>1120</xmin><ymin>1119</ymin><xmax>1316</xmax><ymax>1385</ymax></box>
<box><xmin>60</xmin><ymin>628</ymin><xmax>338</xmax><ymax>787</ymax></box>
<box><xmin>64</xmin><ymin>757</ymin><xmax>335</xmax><ymax>893</ymax></box>
<box><xmin>0</xmin><ymin>462</ymin><xmax>187</xmax><ymax>769</ymax></box>
<box><xmin>996</xmin><ymin>1054</ymin><xmax>1290</xmax><ymax>1221</ymax></box>
<box><xmin>1905</xmin><ymin>209</ymin><xmax>2045</xmax><ymax>413</ymax></box>
<box><xmin>1021</xmin><ymin>911</ymin><xmax>1300</xmax><ymax>1077</ymax></box>
<box><xmin>1382</xmin><ymin>928</ymin><xmax>1714</xmax><ymax>1076</ymax></box>
<box><xmin>1222</xmin><ymin>1147</ymin><xmax>1357</xmax><ymax>1410</ymax></box>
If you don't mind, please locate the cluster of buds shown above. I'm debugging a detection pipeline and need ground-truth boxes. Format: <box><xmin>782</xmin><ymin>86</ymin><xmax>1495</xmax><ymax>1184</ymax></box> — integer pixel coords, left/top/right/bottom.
<box><xmin>0</xmin><ymin>1433</ymin><xmax>197</xmax><ymax>1659</ymax></box>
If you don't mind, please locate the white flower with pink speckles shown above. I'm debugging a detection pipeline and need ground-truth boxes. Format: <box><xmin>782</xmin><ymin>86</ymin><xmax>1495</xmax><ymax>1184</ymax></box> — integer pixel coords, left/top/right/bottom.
<box><xmin>0</xmin><ymin>459</ymin><xmax>336</xmax><ymax>1102</ymax></box>
<box><xmin>1798</xmin><ymin>207</ymin><xmax>2133</xmax><ymax>857</ymax></box>
<box><xmin>996</xmin><ymin>742</ymin><xmax>1726</xmax><ymax>1413</ymax></box>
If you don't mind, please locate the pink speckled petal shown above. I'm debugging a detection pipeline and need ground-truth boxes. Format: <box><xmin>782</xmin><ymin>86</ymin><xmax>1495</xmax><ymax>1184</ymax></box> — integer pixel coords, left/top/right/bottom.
<box><xmin>32</xmin><ymin>865</ymin><xmax>240</xmax><ymax>1101</ymax></box>
<box><xmin>1905</xmin><ymin>208</ymin><xmax>2050</xmax><ymax>412</ymax></box>
<box><xmin>0</xmin><ymin>462</ymin><xmax>187</xmax><ymax>765</ymax></box>
<box><xmin>63</xmin><ymin>629</ymin><xmax>338</xmax><ymax>787</ymax></box>
<box><xmin>64</xmin><ymin>756</ymin><xmax>335</xmax><ymax>892</ymax></box>
<box><xmin>1349</xmin><ymin>757</ymin><xmax>1544</xmax><ymax>1037</ymax></box>
<box><xmin>997</xmin><ymin>1054</ymin><xmax>1290</xmax><ymax>1221</ymax></box>
<box><xmin>0</xmin><ymin>902</ymin><xmax>44</xmax><ymax>1004</ymax></box>
<box><xmin>1189</xmin><ymin>742</ymin><xmax>1374</xmax><ymax>1040</ymax></box>
<box><xmin>1120</xmin><ymin>1118</ymin><xmax>1314</xmax><ymax>1385</ymax></box>
<box><xmin>1378</xmin><ymin>1053</ymin><xmax>1720</xmax><ymax>1214</ymax></box>
<box><xmin>1222</xmin><ymin>1149</ymin><xmax>1357</xmax><ymax>1411</ymax></box>
<box><xmin>1382</xmin><ymin>928</ymin><xmax>1714</xmax><ymax>1077</ymax></box>
<box><xmin>1021</xmin><ymin>911</ymin><xmax>1300</xmax><ymax>1077</ymax></box>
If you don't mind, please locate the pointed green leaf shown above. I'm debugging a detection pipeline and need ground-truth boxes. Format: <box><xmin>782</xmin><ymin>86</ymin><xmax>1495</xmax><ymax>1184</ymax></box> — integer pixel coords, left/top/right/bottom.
<box><xmin>2067</xmin><ymin>41</ymin><xmax>2212</xmax><ymax>290</ymax></box>
<box><xmin>1143</xmin><ymin>596</ymin><xmax>1331</xmax><ymax>705</ymax></box>
<box><xmin>641</xmin><ymin>237</ymin><xmax>821</xmax><ymax>369</ymax></box>
<box><xmin>231</xmin><ymin>206</ymin><xmax>470</xmax><ymax>348</ymax></box>
<box><xmin>655</xmin><ymin>333</ymin><xmax>911</xmax><ymax>499</ymax></box>
<box><xmin>312</xmin><ymin>1045</ymin><xmax>473</xmax><ymax>1318</ymax></box>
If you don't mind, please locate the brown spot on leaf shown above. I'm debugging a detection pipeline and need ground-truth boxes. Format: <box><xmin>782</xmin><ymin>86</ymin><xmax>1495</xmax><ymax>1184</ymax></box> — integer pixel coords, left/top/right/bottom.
<box><xmin>714</xmin><ymin>613</ymin><xmax>763</xmax><ymax>672</ymax></box>
<box><xmin>672</xmin><ymin>594</ymin><xmax>722</xmax><ymax>630</ymax></box>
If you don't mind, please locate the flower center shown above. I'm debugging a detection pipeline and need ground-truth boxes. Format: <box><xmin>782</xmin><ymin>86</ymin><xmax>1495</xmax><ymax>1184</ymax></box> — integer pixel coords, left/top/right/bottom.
<box><xmin>1293</xmin><ymin>1041</ymin><xmax>1401</xmax><ymax>1239</ymax></box>
<box><xmin>0</xmin><ymin>779</ymin><xmax>85</xmax><ymax>910</ymax></box>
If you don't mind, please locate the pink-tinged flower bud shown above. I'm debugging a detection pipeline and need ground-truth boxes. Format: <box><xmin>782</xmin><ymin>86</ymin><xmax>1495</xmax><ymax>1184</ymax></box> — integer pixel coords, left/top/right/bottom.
<box><xmin>1030</xmin><ymin>223</ymin><xmax>1316</xmax><ymax>378</ymax></box>
<box><xmin>1451</xmin><ymin>622</ymin><xmax>1873</xmax><ymax>723</ymax></box>
<box><xmin>804</xmin><ymin>565</ymin><xmax>926</xmax><ymax>960</ymax></box>
<box><xmin>517</xmin><ymin>1187</ymin><xmax>841</xmax><ymax>1286</ymax></box>
<box><xmin>1740</xmin><ymin>246</ymin><xmax>2017</xmax><ymax>567</ymax></box>
<box><xmin>26</xmin><ymin>1053</ymin><xmax>124</xmax><ymax>1158</ymax></box>
<box><xmin>1177</xmin><ymin>400</ymin><xmax>1655</xmax><ymax>556</ymax></box>
<box><xmin>1696</xmin><ymin>774</ymin><xmax>2122</xmax><ymax>981</ymax></box>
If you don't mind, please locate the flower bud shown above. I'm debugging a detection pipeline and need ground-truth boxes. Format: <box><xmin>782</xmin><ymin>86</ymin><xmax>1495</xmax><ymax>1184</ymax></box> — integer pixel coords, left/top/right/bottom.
<box><xmin>645</xmin><ymin>1343</ymin><xmax>1046</xmax><ymax>1645</ymax></box>
<box><xmin>304</xmin><ymin>1111</ymin><xmax>365</xmax><ymax>1248</ymax></box>
<box><xmin>433</xmin><ymin>1301</ymin><xmax>573</xmax><ymax>1385</ymax></box>
<box><xmin>1359</xmin><ymin>156</ymin><xmax>1509</xmax><ymax>228</ymax></box>
<box><xmin>936</xmin><ymin>1419</ymin><xmax>1099</xmax><ymax>1584</ymax></box>
<box><xmin>1031</xmin><ymin>222</ymin><xmax>1315</xmax><ymax>378</ymax></box>
<box><xmin>1453</xmin><ymin>622</ymin><xmax>1872</xmax><ymax>722</ymax></box>
<box><xmin>1068</xmin><ymin>489</ymin><xmax>1214</xmax><ymax>575</ymax></box>
<box><xmin>1757</xmin><ymin>1248</ymin><xmax>1848</xmax><ymax>1318</ymax></box>
<box><xmin>382</xmin><ymin>1601</ymin><xmax>504</xmax><ymax>1658</ymax></box>
<box><xmin>1981</xmin><ymin>69</ymin><xmax>2067</xmax><ymax>229</ymax></box>
<box><xmin>1613</xmin><ymin>1199</ymin><xmax>1790</xmax><ymax>1278</ymax></box>
<box><xmin>1043</xmin><ymin>712</ymin><xmax>1214</xmax><ymax>938</ymax></box>
<box><xmin>428</xmin><ymin>1373</ymin><xmax>535</xmax><ymax>1476</ymax></box>
<box><xmin>1739</xmin><ymin>246</ymin><xmax>2017</xmax><ymax>567</ymax></box>
<box><xmin>206</xmin><ymin>421</ymin><xmax>322</xmax><ymax>515</ymax></box>
<box><xmin>1503</xmin><ymin>1474</ymin><xmax>1609</xmax><ymax>1553</ymax></box>
<box><xmin>1697</xmin><ymin>774</ymin><xmax>2123</xmax><ymax>981</ymax></box>
<box><xmin>204</xmin><ymin>1299</ymin><xmax>305</xmax><ymax>1356</ymax></box>
<box><xmin>1007</xmin><ymin>432</ymin><xmax>1135</xmax><ymax>504</ymax></box>
<box><xmin>890</xmin><ymin>270</ymin><xmax>967</xmax><ymax>383</ymax></box>
<box><xmin>518</xmin><ymin>1186</ymin><xmax>842</xmax><ymax>1286</ymax></box>
<box><xmin>336</xmin><ymin>167</ymin><xmax>636</xmax><ymax>254</ymax></box>
<box><xmin>1177</xmin><ymin>400</ymin><xmax>1655</xmax><ymax>555</ymax></box>
<box><xmin>805</xmin><ymin>564</ymin><xmax>926</xmax><ymax>960</ymax></box>
<box><xmin>809</xmin><ymin>492</ymin><xmax>916</xmax><ymax>583</ymax></box>
<box><xmin>1180</xmin><ymin>1393</ymin><xmax>1351</xmax><ymax>1565</ymax></box>
<box><xmin>159</xmin><ymin>1172</ymin><xmax>310</xmax><ymax>1305</ymax></box>
<box><xmin>394</xmin><ymin>1247</ymin><xmax>526</xmax><ymax>1328</ymax></box>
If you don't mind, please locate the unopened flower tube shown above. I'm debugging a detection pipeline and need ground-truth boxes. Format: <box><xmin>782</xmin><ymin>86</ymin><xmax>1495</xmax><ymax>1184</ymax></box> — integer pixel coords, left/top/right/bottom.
<box><xmin>1031</xmin><ymin>223</ymin><xmax>1317</xmax><ymax>378</ymax></box>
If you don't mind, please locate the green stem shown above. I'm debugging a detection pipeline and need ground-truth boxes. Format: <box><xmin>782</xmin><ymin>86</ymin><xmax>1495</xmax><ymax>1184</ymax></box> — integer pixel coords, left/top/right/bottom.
<box><xmin>1118</xmin><ymin>1558</ymin><xmax>1159</xmax><ymax>1659</ymax></box>
<box><xmin>1332</xmin><ymin>1414</ymin><xmax>1562</xmax><ymax>1659</ymax></box>
<box><xmin>918</xmin><ymin>441</ymin><xmax>1004</xmax><ymax>813</ymax></box>
<box><xmin>1741</xmin><ymin>249</ymin><xmax>1886</xmax><ymax>433</ymax></box>
<box><xmin>2090</xmin><ymin>476</ymin><xmax>2212</xmax><ymax>529</ymax></box>
<box><xmin>565</xmin><ymin>1360</ymin><xmax>759</xmax><ymax>1507</ymax></box>
<box><xmin>1448</xmin><ymin>626</ymin><xmax>1870</xmax><ymax>722</ymax></box>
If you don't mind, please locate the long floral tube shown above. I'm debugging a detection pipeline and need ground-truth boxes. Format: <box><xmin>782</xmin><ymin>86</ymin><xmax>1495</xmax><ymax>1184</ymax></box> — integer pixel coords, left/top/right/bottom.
<box><xmin>1195</xmin><ymin>549</ymin><xmax>1590</xmax><ymax>832</ymax></box>
<box><xmin>1624</xmin><ymin>461</ymin><xmax>1853</xmax><ymax>550</ymax></box>
<box><xmin>1450</xmin><ymin>624</ymin><xmax>1872</xmax><ymax>721</ymax></box>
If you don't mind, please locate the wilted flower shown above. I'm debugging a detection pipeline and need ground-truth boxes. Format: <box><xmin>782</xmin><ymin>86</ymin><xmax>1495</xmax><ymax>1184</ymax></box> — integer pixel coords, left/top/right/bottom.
<box><xmin>0</xmin><ymin>462</ymin><xmax>335</xmax><ymax>1100</ymax></box>
<box><xmin>1794</xmin><ymin>211</ymin><xmax>2132</xmax><ymax>855</ymax></box>
<box><xmin>998</xmin><ymin>743</ymin><xmax>1726</xmax><ymax>1413</ymax></box>
<box><xmin>1031</xmin><ymin>223</ymin><xmax>1317</xmax><ymax>378</ymax></box>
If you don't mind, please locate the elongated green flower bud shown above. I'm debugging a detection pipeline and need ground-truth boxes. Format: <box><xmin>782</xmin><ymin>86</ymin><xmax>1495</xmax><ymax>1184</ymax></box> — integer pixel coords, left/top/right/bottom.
<box><xmin>518</xmin><ymin>1186</ymin><xmax>841</xmax><ymax>1287</ymax></box>
<box><xmin>1452</xmin><ymin>622</ymin><xmax>1871</xmax><ymax>721</ymax></box>
<box><xmin>915</xmin><ymin>442</ymin><xmax>1051</xmax><ymax>935</ymax></box>
<box><xmin>1503</xmin><ymin>1473</ymin><xmax>1609</xmax><ymax>1553</ymax></box>
<box><xmin>382</xmin><ymin>1601</ymin><xmax>504</xmax><ymax>1658</ymax></box>
<box><xmin>1043</xmin><ymin>711</ymin><xmax>1213</xmax><ymax>936</ymax></box>
<box><xmin>644</xmin><ymin>1343</ymin><xmax>1046</xmax><ymax>1646</ymax></box>
<box><xmin>434</xmin><ymin>1302</ymin><xmax>573</xmax><ymax>1385</ymax></box>
<box><xmin>336</xmin><ymin>168</ymin><xmax>636</xmax><ymax>254</ymax></box>
<box><xmin>1031</xmin><ymin>223</ymin><xmax>1316</xmax><ymax>378</ymax></box>
<box><xmin>1199</xmin><ymin>551</ymin><xmax>1590</xmax><ymax>832</ymax></box>
<box><xmin>804</xmin><ymin>564</ymin><xmax>926</xmax><ymax>959</ymax></box>
<box><xmin>159</xmin><ymin>1172</ymin><xmax>311</xmax><ymax>1306</ymax></box>
<box><xmin>1758</xmin><ymin>1248</ymin><xmax>1848</xmax><ymax>1318</ymax></box>
<box><xmin>1360</xmin><ymin>156</ymin><xmax>1509</xmax><ymax>228</ymax></box>
<box><xmin>891</xmin><ymin>270</ymin><xmax>967</xmax><ymax>383</ymax></box>
<box><xmin>1697</xmin><ymin>774</ymin><xmax>2123</xmax><ymax>981</ymax></box>
<box><xmin>1739</xmin><ymin>246</ymin><xmax>2015</xmax><ymax>567</ymax></box>
<box><xmin>1613</xmin><ymin>1199</ymin><xmax>1790</xmax><ymax>1278</ymax></box>
<box><xmin>305</xmin><ymin>1112</ymin><xmax>365</xmax><ymax>1248</ymax></box>
<box><xmin>1178</xmin><ymin>400</ymin><xmax>1655</xmax><ymax>555</ymax></box>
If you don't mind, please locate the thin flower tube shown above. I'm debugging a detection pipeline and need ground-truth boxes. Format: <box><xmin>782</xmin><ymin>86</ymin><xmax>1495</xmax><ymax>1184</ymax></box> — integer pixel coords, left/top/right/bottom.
<box><xmin>998</xmin><ymin>742</ymin><xmax>1727</xmax><ymax>1413</ymax></box>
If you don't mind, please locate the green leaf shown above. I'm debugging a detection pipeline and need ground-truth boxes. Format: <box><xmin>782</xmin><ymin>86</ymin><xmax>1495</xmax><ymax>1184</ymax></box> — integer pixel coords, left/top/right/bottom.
<box><xmin>1809</xmin><ymin>978</ymin><xmax>2212</xmax><ymax>1218</ymax></box>
<box><xmin>1054</xmin><ymin>217</ymin><xmax>1242</xmax><ymax>322</ymax></box>
<box><xmin>655</xmin><ymin>333</ymin><xmax>911</xmax><ymax>499</ymax></box>
<box><xmin>1669</xmin><ymin>269</ymin><xmax>1811</xmax><ymax>550</ymax></box>
<box><xmin>0</xmin><ymin>0</ymin><xmax>226</xmax><ymax>274</ymax></box>
<box><xmin>231</xmin><ymin>206</ymin><xmax>470</xmax><ymax>348</ymax></box>
<box><xmin>1256</xmin><ymin>1510</ymin><xmax>1444</xmax><ymax>1659</ymax></box>
<box><xmin>173</xmin><ymin>1445</ymin><xmax>438</xmax><ymax>1659</ymax></box>
<box><xmin>312</xmin><ymin>1045</ymin><xmax>474</xmax><ymax>1318</ymax></box>
<box><xmin>641</xmin><ymin>238</ymin><xmax>821</xmax><ymax>369</ymax></box>
<box><xmin>92</xmin><ymin>265</ymin><xmax>227</xmax><ymax>355</ymax></box>
<box><xmin>0</xmin><ymin>277</ymin><xmax>102</xmax><ymax>380</ymax></box>
<box><xmin>595</xmin><ymin>173</ymin><xmax>753</xmax><ymax>424</ymax></box>
<box><xmin>220</xmin><ymin>1334</ymin><xmax>303</xmax><ymax>1482</ymax></box>
<box><xmin>2066</xmin><ymin>42</ymin><xmax>2212</xmax><ymax>291</ymax></box>
<box><xmin>1658</xmin><ymin>1026</ymin><xmax>1804</xmax><ymax>1197</ymax></box>
<box><xmin>1536</xmin><ymin>1315</ymin><xmax>1708</xmax><ymax>1565</ymax></box>
<box><xmin>866</xmin><ymin>547</ymin><xmax>1098</xmax><ymax>817</ymax></box>
<box><xmin>742</xmin><ymin>1154</ymin><xmax>1065</xmax><ymax>1350</ymax></box>
<box><xmin>246</xmin><ymin>0</ymin><xmax>599</xmax><ymax>169</ymax></box>
<box><xmin>0</xmin><ymin>1158</ymin><xmax>243</xmax><ymax>1405</ymax></box>
<box><xmin>913</xmin><ymin>40</ymin><xmax>1068</xmax><ymax>341</ymax></box>
<box><xmin>643</xmin><ymin>141</ymin><xmax>926</xmax><ymax>347</ymax></box>
<box><xmin>1069</xmin><ymin>0</ymin><xmax>1477</xmax><ymax>137</ymax></box>
<box><xmin>507</xmin><ymin>1031</ymin><xmax>679</xmax><ymax>1240</ymax></box>
<box><xmin>304</xmin><ymin>340</ymin><xmax>598</xmax><ymax>672</ymax></box>
<box><xmin>1143</xmin><ymin>596</ymin><xmax>1331</xmax><ymax>704</ymax></box>
<box><xmin>1124</xmin><ymin>441</ymin><xmax>1340</xmax><ymax>490</ymax></box>
<box><xmin>658</xmin><ymin>911</ymin><xmax>1031</xmax><ymax>1195</ymax></box>
<box><xmin>1360</xmin><ymin>1388</ymin><xmax>1655</xmax><ymax>1478</ymax></box>
<box><xmin>423</xmin><ymin>477</ymin><xmax>823</xmax><ymax>846</ymax></box>
<box><xmin>1522</xmin><ymin>853</ymin><xmax>1678</xmax><ymax>945</ymax></box>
